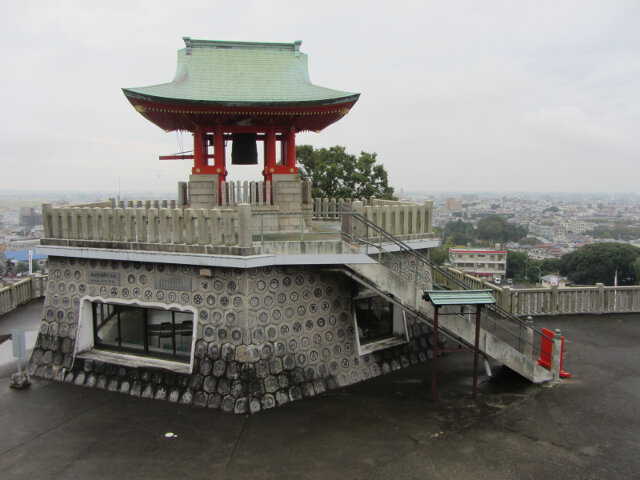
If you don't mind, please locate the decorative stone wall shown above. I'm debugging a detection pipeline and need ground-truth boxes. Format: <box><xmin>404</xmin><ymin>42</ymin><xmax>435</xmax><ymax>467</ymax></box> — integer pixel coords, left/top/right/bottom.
<box><xmin>30</xmin><ymin>255</ymin><xmax>440</xmax><ymax>414</ymax></box>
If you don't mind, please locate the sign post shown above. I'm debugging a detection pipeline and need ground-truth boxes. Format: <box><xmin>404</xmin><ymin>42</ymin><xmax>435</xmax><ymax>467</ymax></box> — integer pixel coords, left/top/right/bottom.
<box><xmin>10</xmin><ymin>329</ymin><xmax>31</xmax><ymax>389</ymax></box>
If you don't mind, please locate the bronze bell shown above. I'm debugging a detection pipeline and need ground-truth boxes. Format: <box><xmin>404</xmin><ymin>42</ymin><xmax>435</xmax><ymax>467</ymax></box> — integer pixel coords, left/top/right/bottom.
<box><xmin>231</xmin><ymin>133</ymin><xmax>258</xmax><ymax>165</ymax></box>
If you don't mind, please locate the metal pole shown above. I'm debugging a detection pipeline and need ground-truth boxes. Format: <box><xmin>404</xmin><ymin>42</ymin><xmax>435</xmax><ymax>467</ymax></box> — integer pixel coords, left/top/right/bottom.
<box><xmin>431</xmin><ymin>307</ymin><xmax>439</xmax><ymax>401</ymax></box>
<box><xmin>472</xmin><ymin>305</ymin><xmax>481</xmax><ymax>398</ymax></box>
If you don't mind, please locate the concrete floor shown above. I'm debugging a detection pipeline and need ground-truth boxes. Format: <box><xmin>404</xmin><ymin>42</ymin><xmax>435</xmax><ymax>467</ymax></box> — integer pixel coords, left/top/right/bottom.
<box><xmin>1</xmin><ymin>303</ymin><xmax>638</xmax><ymax>479</ymax></box>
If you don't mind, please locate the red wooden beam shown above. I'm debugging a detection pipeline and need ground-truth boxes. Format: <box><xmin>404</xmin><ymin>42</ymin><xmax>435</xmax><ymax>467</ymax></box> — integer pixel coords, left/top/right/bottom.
<box><xmin>159</xmin><ymin>154</ymin><xmax>195</xmax><ymax>160</ymax></box>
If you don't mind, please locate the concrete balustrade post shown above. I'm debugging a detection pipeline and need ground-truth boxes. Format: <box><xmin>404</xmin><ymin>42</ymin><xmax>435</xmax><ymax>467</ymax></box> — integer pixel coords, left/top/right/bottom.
<box><xmin>551</xmin><ymin>329</ymin><xmax>563</xmax><ymax>382</ymax></box>
<box><xmin>50</xmin><ymin>209</ymin><xmax>60</xmax><ymax>238</ymax></box>
<box><xmin>178</xmin><ymin>181</ymin><xmax>188</xmax><ymax>206</ymax></box>
<box><xmin>315</xmin><ymin>198</ymin><xmax>321</xmax><ymax>218</ymax></box>
<box><xmin>596</xmin><ymin>283</ymin><xmax>604</xmax><ymax>314</ymax></box>
<box><xmin>135</xmin><ymin>209</ymin><xmax>147</xmax><ymax>243</ymax></box>
<box><xmin>196</xmin><ymin>209</ymin><xmax>208</xmax><ymax>245</ymax></box>
<box><xmin>382</xmin><ymin>205</ymin><xmax>391</xmax><ymax>232</ymax></box>
<box><xmin>171</xmin><ymin>208</ymin><xmax>183</xmax><ymax>244</ymax></box>
<box><xmin>402</xmin><ymin>206</ymin><xmax>409</xmax><ymax>235</ymax></box>
<box><xmin>80</xmin><ymin>208</ymin><xmax>90</xmax><ymax>239</ymax></box>
<box><xmin>501</xmin><ymin>286</ymin><xmax>512</xmax><ymax>312</ymax></box>
<box><xmin>60</xmin><ymin>209</ymin><xmax>70</xmax><ymax>239</ymax></box>
<box><xmin>237</xmin><ymin>203</ymin><xmax>252</xmax><ymax>248</ymax></box>
<box><xmin>104</xmin><ymin>208</ymin><xmax>115</xmax><ymax>241</ymax></box>
<box><xmin>158</xmin><ymin>208</ymin><xmax>169</xmax><ymax>244</ymax></box>
<box><xmin>223</xmin><ymin>210</ymin><xmax>235</xmax><ymax>246</ymax></box>
<box><xmin>147</xmin><ymin>208</ymin><xmax>158</xmax><ymax>243</ymax></box>
<box><xmin>91</xmin><ymin>208</ymin><xmax>101</xmax><ymax>240</ymax></box>
<box><xmin>10</xmin><ymin>283</ymin><xmax>18</xmax><ymax>310</ymax></box>
<box><xmin>351</xmin><ymin>200</ymin><xmax>364</xmax><ymax>238</ymax></box>
<box><xmin>410</xmin><ymin>206</ymin><xmax>418</xmax><ymax>234</ymax></box>
<box><xmin>242</xmin><ymin>181</ymin><xmax>249</xmax><ymax>203</ymax></box>
<box><xmin>113</xmin><ymin>207</ymin><xmax>124</xmax><ymax>241</ymax></box>
<box><xmin>550</xmin><ymin>285</ymin><xmax>559</xmax><ymax>315</ymax></box>
<box><xmin>525</xmin><ymin>316</ymin><xmax>534</xmax><ymax>360</ymax></box>
<box><xmin>124</xmin><ymin>209</ymin><xmax>134</xmax><ymax>241</ymax></box>
<box><xmin>42</xmin><ymin>204</ymin><xmax>52</xmax><ymax>238</ymax></box>
<box><xmin>210</xmin><ymin>209</ymin><xmax>222</xmax><ymax>245</ymax></box>
<box><xmin>70</xmin><ymin>209</ymin><xmax>79</xmax><ymax>238</ymax></box>
<box><xmin>184</xmin><ymin>209</ymin><xmax>195</xmax><ymax>244</ymax></box>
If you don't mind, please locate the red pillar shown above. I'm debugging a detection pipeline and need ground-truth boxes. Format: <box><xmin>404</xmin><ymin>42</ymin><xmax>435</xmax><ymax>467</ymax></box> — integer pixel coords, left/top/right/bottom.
<box><xmin>286</xmin><ymin>126</ymin><xmax>297</xmax><ymax>172</ymax></box>
<box><xmin>192</xmin><ymin>127</ymin><xmax>205</xmax><ymax>174</ymax></box>
<box><xmin>264</xmin><ymin>126</ymin><xmax>276</xmax><ymax>181</ymax></box>
<box><xmin>213</xmin><ymin>124</ymin><xmax>226</xmax><ymax>180</ymax></box>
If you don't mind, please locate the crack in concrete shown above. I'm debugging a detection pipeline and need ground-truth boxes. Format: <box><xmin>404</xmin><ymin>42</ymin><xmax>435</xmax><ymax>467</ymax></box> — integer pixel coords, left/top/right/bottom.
<box><xmin>223</xmin><ymin>414</ymin><xmax>248</xmax><ymax>471</ymax></box>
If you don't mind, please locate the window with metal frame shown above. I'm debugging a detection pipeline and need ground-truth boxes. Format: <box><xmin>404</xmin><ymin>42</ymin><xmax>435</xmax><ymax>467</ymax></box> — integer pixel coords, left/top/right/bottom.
<box><xmin>92</xmin><ymin>302</ymin><xmax>193</xmax><ymax>362</ymax></box>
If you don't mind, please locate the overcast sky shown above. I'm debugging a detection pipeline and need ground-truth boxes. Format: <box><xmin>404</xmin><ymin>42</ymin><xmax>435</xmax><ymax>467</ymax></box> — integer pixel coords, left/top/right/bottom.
<box><xmin>1</xmin><ymin>0</ymin><xmax>638</xmax><ymax>195</ymax></box>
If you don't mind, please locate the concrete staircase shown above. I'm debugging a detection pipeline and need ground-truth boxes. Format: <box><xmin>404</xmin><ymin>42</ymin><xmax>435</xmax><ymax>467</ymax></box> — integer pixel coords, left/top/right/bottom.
<box><xmin>344</xmin><ymin>260</ymin><xmax>553</xmax><ymax>384</ymax></box>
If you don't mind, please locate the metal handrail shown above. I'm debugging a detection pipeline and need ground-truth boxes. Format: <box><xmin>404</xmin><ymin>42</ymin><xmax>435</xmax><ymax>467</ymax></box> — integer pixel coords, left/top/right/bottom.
<box><xmin>344</xmin><ymin>212</ymin><xmax>551</xmax><ymax>355</ymax></box>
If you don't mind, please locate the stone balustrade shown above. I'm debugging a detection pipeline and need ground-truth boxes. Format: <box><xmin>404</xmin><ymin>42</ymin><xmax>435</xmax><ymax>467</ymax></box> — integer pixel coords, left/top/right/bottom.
<box><xmin>357</xmin><ymin>200</ymin><xmax>433</xmax><ymax>238</ymax></box>
<box><xmin>0</xmin><ymin>275</ymin><xmax>48</xmax><ymax>316</ymax></box>
<box><xmin>220</xmin><ymin>180</ymin><xmax>273</xmax><ymax>206</ymax></box>
<box><xmin>436</xmin><ymin>267</ymin><xmax>640</xmax><ymax>316</ymax></box>
<box><xmin>42</xmin><ymin>203</ymin><xmax>253</xmax><ymax>249</ymax></box>
<box><xmin>312</xmin><ymin>197</ymin><xmax>433</xmax><ymax>239</ymax></box>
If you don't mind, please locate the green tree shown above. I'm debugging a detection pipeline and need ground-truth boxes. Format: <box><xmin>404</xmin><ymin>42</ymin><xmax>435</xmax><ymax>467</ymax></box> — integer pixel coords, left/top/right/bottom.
<box><xmin>429</xmin><ymin>246</ymin><xmax>449</xmax><ymax>266</ymax></box>
<box><xmin>558</xmin><ymin>243</ymin><xmax>640</xmax><ymax>285</ymax></box>
<box><xmin>477</xmin><ymin>215</ymin><xmax>527</xmax><ymax>243</ymax></box>
<box><xmin>506</xmin><ymin>251</ymin><xmax>539</xmax><ymax>282</ymax></box>
<box><xmin>444</xmin><ymin>219</ymin><xmax>475</xmax><ymax>245</ymax></box>
<box><xmin>633</xmin><ymin>257</ymin><xmax>640</xmax><ymax>284</ymax></box>
<box><xmin>519</xmin><ymin>237</ymin><xmax>540</xmax><ymax>246</ymax></box>
<box><xmin>296</xmin><ymin>145</ymin><xmax>394</xmax><ymax>199</ymax></box>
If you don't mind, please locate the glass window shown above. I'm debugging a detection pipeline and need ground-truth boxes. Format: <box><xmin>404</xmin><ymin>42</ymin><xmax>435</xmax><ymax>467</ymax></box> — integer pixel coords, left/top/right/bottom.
<box><xmin>92</xmin><ymin>302</ymin><xmax>193</xmax><ymax>362</ymax></box>
<box><xmin>354</xmin><ymin>296</ymin><xmax>394</xmax><ymax>344</ymax></box>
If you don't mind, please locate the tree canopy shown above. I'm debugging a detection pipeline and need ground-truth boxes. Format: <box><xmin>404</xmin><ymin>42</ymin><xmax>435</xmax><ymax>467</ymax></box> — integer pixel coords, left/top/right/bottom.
<box><xmin>443</xmin><ymin>219</ymin><xmax>475</xmax><ymax>245</ymax></box>
<box><xmin>296</xmin><ymin>145</ymin><xmax>394</xmax><ymax>199</ymax></box>
<box><xmin>476</xmin><ymin>215</ymin><xmax>527</xmax><ymax>243</ymax></box>
<box><xmin>558</xmin><ymin>243</ymin><xmax>640</xmax><ymax>286</ymax></box>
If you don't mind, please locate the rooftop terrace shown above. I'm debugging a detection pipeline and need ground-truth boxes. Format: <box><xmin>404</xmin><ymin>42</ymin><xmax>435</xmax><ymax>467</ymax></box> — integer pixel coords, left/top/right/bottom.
<box><xmin>1</xmin><ymin>305</ymin><xmax>638</xmax><ymax>479</ymax></box>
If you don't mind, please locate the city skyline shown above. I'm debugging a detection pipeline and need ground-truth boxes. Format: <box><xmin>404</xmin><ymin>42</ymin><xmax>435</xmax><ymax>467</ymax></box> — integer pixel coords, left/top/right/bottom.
<box><xmin>1</xmin><ymin>1</ymin><xmax>638</xmax><ymax>194</ymax></box>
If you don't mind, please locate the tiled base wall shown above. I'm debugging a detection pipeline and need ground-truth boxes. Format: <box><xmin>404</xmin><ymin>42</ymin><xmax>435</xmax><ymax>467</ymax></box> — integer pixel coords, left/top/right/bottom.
<box><xmin>30</xmin><ymin>256</ymin><xmax>440</xmax><ymax>414</ymax></box>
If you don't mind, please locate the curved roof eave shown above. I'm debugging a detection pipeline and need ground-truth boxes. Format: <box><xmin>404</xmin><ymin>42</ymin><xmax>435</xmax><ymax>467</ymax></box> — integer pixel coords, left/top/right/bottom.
<box><xmin>122</xmin><ymin>88</ymin><xmax>360</xmax><ymax>109</ymax></box>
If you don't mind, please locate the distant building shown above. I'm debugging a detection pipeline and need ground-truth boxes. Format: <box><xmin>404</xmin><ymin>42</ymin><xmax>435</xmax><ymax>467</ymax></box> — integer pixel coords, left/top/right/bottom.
<box><xmin>20</xmin><ymin>207</ymin><xmax>42</xmax><ymax>227</ymax></box>
<box><xmin>449</xmin><ymin>245</ymin><xmax>507</xmax><ymax>281</ymax></box>
<box><xmin>445</xmin><ymin>198</ymin><xmax>462</xmax><ymax>212</ymax></box>
<box><xmin>540</xmin><ymin>275</ymin><xmax>569</xmax><ymax>288</ymax></box>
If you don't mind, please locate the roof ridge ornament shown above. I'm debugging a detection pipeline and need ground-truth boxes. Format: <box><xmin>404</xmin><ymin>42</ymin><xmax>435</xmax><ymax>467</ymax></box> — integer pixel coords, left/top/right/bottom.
<box><xmin>183</xmin><ymin>36</ymin><xmax>192</xmax><ymax>55</ymax></box>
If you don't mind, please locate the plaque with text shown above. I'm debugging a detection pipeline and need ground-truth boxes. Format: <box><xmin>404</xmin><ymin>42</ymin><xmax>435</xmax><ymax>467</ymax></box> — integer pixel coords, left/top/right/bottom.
<box><xmin>155</xmin><ymin>276</ymin><xmax>193</xmax><ymax>292</ymax></box>
<box><xmin>88</xmin><ymin>271</ymin><xmax>120</xmax><ymax>286</ymax></box>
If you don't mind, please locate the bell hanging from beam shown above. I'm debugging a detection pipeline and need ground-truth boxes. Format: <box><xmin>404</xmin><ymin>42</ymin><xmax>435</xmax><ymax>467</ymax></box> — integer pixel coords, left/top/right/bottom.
<box><xmin>231</xmin><ymin>133</ymin><xmax>258</xmax><ymax>165</ymax></box>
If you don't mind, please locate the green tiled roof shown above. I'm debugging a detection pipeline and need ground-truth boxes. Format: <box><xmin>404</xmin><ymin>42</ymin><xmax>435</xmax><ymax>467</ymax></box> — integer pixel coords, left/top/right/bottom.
<box><xmin>423</xmin><ymin>290</ymin><xmax>496</xmax><ymax>306</ymax></box>
<box><xmin>123</xmin><ymin>38</ymin><xmax>359</xmax><ymax>106</ymax></box>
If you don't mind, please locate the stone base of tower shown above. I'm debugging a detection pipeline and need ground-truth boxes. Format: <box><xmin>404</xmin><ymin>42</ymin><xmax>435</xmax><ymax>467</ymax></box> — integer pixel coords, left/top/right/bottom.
<box><xmin>29</xmin><ymin>256</ymin><xmax>440</xmax><ymax>414</ymax></box>
<box><xmin>188</xmin><ymin>174</ymin><xmax>220</xmax><ymax>209</ymax></box>
<box><xmin>186</xmin><ymin>174</ymin><xmax>313</xmax><ymax>232</ymax></box>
